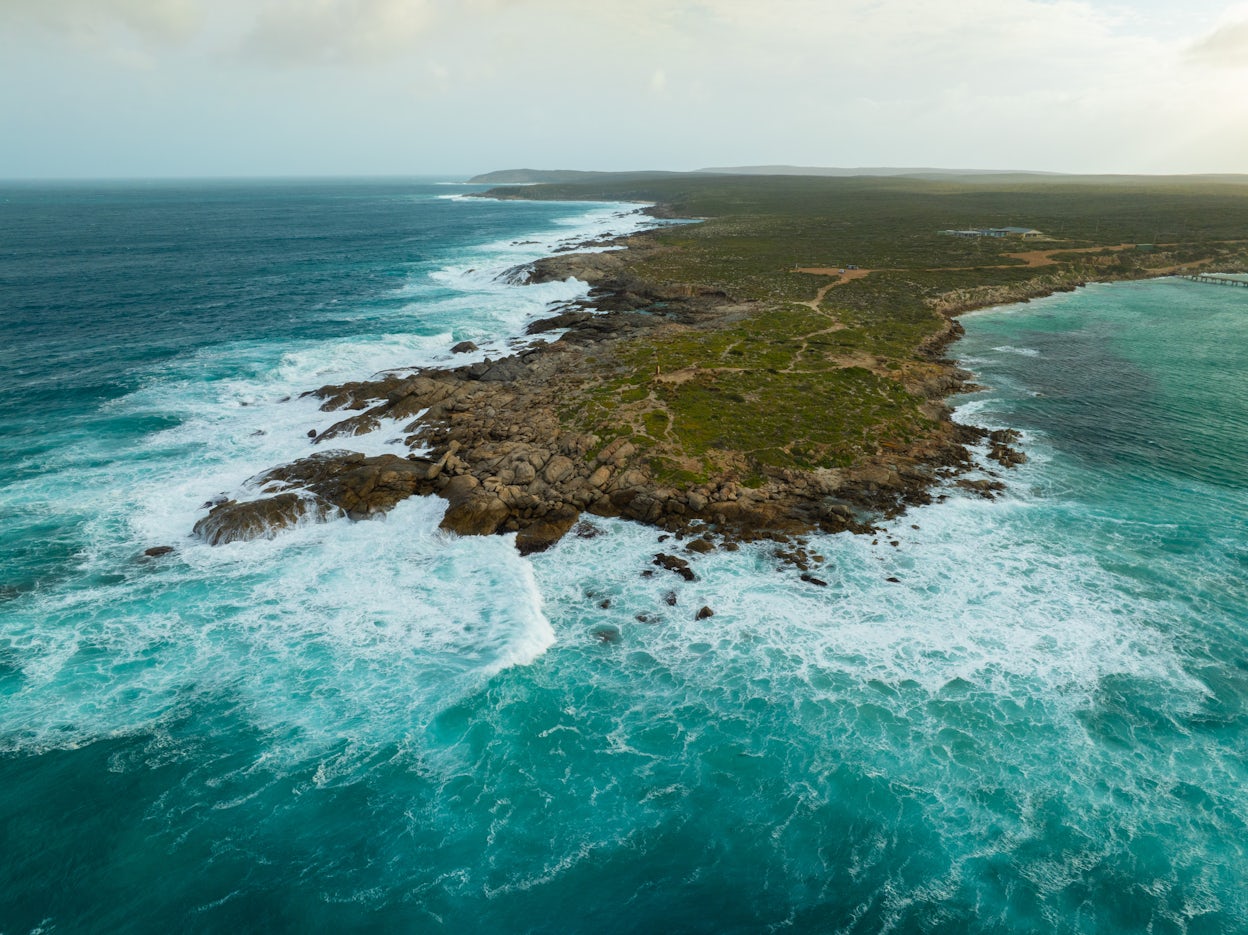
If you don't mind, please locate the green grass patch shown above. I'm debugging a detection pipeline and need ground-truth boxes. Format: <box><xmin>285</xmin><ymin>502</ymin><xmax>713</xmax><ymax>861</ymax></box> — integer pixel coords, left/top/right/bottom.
<box><xmin>654</xmin><ymin>367</ymin><xmax>930</xmax><ymax>472</ymax></box>
<box><xmin>497</xmin><ymin>172</ymin><xmax>1248</xmax><ymax>486</ymax></box>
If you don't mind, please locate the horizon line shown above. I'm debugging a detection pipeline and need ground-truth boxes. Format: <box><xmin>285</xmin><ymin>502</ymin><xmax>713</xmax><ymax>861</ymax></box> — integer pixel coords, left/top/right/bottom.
<box><xmin>4</xmin><ymin>167</ymin><xmax>1248</xmax><ymax>184</ymax></box>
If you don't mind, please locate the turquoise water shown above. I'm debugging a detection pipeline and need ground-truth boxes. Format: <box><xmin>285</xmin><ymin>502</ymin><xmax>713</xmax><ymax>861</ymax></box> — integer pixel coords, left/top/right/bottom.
<box><xmin>2</xmin><ymin>184</ymin><xmax>1246</xmax><ymax>932</ymax></box>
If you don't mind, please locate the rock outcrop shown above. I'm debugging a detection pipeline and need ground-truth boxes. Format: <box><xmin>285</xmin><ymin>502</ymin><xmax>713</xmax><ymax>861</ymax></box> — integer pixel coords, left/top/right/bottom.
<box><xmin>193</xmin><ymin>452</ymin><xmax>438</xmax><ymax>544</ymax></box>
<box><xmin>193</xmin><ymin>492</ymin><xmax>342</xmax><ymax>545</ymax></box>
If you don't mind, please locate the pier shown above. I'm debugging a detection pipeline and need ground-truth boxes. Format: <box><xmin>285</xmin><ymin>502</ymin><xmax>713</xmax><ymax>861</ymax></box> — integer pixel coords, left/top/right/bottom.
<box><xmin>1183</xmin><ymin>274</ymin><xmax>1248</xmax><ymax>288</ymax></box>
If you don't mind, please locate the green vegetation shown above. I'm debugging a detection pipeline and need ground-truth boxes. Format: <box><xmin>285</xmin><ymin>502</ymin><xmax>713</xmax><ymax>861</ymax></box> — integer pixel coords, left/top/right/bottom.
<box><xmin>496</xmin><ymin>173</ymin><xmax>1248</xmax><ymax>483</ymax></box>
<box><xmin>605</xmin><ymin>309</ymin><xmax>934</xmax><ymax>472</ymax></box>
<box><xmin>497</xmin><ymin>173</ymin><xmax>1248</xmax><ymax>249</ymax></box>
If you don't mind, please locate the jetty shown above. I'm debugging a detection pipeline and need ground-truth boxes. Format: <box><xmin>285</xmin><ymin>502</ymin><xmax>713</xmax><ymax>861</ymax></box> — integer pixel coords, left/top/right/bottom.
<box><xmin>1183</xmin><ymin>274</ymin><xmax>1248</xmax><ymax>288</ymax></box>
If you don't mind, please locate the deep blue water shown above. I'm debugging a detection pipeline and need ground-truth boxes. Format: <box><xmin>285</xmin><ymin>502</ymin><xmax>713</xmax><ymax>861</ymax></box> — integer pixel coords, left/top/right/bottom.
<box><xmin>1</xmin><ymin>182</ymin><xmax>1247</xmax><ymax>933</ymax></box>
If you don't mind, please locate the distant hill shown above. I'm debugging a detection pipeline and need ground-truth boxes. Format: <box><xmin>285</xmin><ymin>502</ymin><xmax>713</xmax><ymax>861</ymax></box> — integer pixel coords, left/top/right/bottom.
<box><xmin>703</xmin><ymin>164</ymin><xmax>1073</xmax><ymax>181</ymax></box>
<box><xmin>468</xmin><ymin>166</ymin><xmax>1040</xmax><ymax>184</ymax></box>
<box><xmin>698</xmin><ymin>165</ymin><xmax>1248</xmax><ymax>184</ymax></box>
<box><xmin>472</xmin><ymin>167</ymin><xmax>1248</xmax><ymax>187</ymax></box>
<box><xmin>467</xmin><ymin>169</ymin><xmax>683</xmax><ymax>184</ymax></box>
<box><xmin>696</xmin><ymin>164</ymin><xmax>1061</xmax><ymax>179</ymax></box>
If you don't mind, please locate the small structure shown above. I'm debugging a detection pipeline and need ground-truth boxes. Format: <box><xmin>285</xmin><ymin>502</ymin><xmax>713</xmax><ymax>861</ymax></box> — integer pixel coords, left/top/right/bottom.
<box><xmin>1184</xmin><ymin>274</ymin><xmax>1248</xmax><ymax>288</ymax></box>
<box><xmin>940</xmin><ymin>226</ymin><xmax>1043</xmax><ymax>239</ymax></box>
<box><xmin>990</xmin><ymin>226</ymin><xmax>1043</xmax><ymax>239</ymax></box>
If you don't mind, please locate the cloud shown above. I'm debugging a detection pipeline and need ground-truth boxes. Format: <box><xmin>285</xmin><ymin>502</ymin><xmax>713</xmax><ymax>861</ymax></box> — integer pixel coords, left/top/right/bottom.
<box><xmin>0</xmin><ymin>0</ymin><xmax>201</xmax><ymax>44</ymax></box>
<box><xmin>3</xmin><ymin>0</ymin><xmax>1246</xmax><ymax>175</ymax></box>
<box><xmin>1186</xmin><ymin>18</ymin><xmax>1248</xmax><ymax>67</ymax></box>
<box><xmin>238</xmin><ymin>0</ymin><xmax>435</xmax><ymax>66</ymax></box>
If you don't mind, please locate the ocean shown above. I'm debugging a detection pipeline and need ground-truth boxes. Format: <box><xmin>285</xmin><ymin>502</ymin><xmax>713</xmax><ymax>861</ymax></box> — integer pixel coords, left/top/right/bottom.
<box><xmin>1</xmin><ymin>179</ymin><xmax>1246</xmax><ymax>933</ymax></box>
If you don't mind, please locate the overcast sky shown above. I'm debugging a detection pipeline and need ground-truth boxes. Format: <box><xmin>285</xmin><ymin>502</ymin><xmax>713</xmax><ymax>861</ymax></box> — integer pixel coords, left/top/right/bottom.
<box><xmin>1</xmin><ymin>0</ymin><xmax>1246</xmax><ymax>178</ymax></box>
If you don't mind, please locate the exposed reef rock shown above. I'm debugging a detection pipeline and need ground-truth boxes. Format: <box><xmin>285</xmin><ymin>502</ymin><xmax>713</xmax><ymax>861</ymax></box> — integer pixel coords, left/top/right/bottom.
<box><xmin>193</xmin><ymin>452</ymin><xmax>436</xmax><ymax>544</ymax></box>
<box><xmin>193</xmin><ymin>492</ymin><xmax>342</xmax><ymax>546</ymax></box>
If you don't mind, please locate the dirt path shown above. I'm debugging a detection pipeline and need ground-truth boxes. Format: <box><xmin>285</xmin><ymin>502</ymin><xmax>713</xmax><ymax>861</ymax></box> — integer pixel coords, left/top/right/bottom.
<box><xmin>1154</xmin><ymin>258</ymin><xmax>1217</xmax><ymax>274</ymax></box>
<box><xmin>796</xmin><ymin>240</ymin><xmax>1246</xmax><ymax>295</ymax></box>
<box><xmin>794</xmin><ymin>268</ymin><xmax>874</xmax><ymax>306</ymax></box>
<box><xmin>1003</xmin><ymin>243</ymin><xmax>1138</xmax><ymax>267</ymax></box>
<box><xmin>794</xmin><ymin>243</ymin><xmax>1144</xmax><ymax>300</ymax></box>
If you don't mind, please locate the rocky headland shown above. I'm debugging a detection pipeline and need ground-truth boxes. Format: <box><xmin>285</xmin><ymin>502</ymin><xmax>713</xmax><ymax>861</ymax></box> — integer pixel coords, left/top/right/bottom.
<box><xmin>194</xmin><ymin>230</ymin><xmax>1025</xmax><ymax>554</ymax></box>
<box><xmin>193</xmin><ymin>174</ymin><xmax>1248</xmax><ymax>554</ymax></box>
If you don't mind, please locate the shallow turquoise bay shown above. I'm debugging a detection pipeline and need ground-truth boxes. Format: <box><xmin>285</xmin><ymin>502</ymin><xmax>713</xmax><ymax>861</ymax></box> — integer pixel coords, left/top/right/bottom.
<box><xmin>1</xmin><ymin>184</ymin><xmax>1246</xmax><ymax>933</ymax></box>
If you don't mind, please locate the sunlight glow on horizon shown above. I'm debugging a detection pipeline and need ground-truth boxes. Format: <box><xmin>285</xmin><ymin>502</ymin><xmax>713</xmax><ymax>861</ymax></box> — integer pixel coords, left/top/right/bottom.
<box><xmin>1</xmin><ymin>0</ymin><xmax>1246</xmax><ymax>179</ymax></box>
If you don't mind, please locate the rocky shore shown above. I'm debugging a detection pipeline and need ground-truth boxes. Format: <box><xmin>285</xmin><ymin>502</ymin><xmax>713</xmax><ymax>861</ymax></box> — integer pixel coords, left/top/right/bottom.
<box><xmin>193</xmin><ymin>221</ymin><xmax>1027</xmax><ymax>554</ymax></box>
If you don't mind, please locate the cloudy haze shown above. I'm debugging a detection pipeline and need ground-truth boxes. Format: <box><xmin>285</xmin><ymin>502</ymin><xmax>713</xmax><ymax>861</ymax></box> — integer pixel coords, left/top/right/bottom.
<box><xmin>1</xmin><ymin>0</ymin><xmax>1245</xmax><ymax>178</ymax></box>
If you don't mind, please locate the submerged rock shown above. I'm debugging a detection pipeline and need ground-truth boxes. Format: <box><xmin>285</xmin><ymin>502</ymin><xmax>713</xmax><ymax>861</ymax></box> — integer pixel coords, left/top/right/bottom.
<box><xmin>573</xmin><ymin>521</ymin><xmax>602</xmax><ymax>539</ymax></box>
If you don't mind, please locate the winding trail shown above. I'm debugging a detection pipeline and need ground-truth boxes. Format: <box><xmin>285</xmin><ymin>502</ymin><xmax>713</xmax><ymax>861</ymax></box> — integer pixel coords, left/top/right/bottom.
<box><xmin>795</xmin><ymin>269</ymin><xmax>875</xmax><ymax>307</ymax></box>
<box><xmin>792</xmin><ymin>241</ymin><xmax>1224</xmax><ymax>302</ymax></box>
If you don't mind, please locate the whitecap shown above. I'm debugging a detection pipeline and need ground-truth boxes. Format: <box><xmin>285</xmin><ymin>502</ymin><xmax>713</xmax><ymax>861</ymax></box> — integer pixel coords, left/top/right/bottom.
<box><xmin>1</xmin><ymin>497</ymin><xmax>555</xmax><ymax>757</ymax></box>
<box><xmin>0</xmin><ymin>195</ymin><xmax>676</xmax><ymax>758</ymax></box>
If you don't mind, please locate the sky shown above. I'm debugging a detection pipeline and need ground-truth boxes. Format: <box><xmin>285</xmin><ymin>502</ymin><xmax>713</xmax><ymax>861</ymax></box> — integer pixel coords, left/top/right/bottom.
<box><xmin>1</xmin><ymin>0</ymin><xmax>1246</xmax><ymax>178</ymax></box>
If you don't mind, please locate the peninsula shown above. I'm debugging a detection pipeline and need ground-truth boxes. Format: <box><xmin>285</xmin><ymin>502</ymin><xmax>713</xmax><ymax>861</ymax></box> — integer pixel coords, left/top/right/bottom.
<box><xmin>194</xmin><ymin>172</ymin><xmax>1248</xmax><ymax>553</ymax></box>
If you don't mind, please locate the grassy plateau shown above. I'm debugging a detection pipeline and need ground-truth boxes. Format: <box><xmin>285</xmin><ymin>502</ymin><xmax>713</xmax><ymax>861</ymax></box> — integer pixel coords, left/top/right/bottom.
<box><xmin>487</xmin><ymin>172</ymin><xmax>1248</xmax><ymax>498</ymax></box>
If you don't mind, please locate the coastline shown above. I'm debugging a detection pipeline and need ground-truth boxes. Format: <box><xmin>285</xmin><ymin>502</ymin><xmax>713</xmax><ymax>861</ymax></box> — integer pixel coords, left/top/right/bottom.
<box><xmin>8</xmin><ymin>179</ymin><xmax>1248</xmax><ymax>934</ymax></box>
<box><xmin>190</xmin><ymin>204</ymin><xmax>1001</xmax><ymax>554</ymax></box>
<box><xmin>190</xmin><ymin>179</ymin><xmax>1248</xmax><ymax>555</ymax></box>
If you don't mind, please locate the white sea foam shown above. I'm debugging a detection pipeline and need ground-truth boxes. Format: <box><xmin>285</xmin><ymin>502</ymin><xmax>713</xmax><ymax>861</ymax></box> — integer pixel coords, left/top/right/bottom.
<box><xmin>10</xmin><ymin>193</ymin><xmax>1248</xmax><ymax>925</ymax></box>
<box><xmin>530</xmin><ymin>445</ymin><xmax>1206</xmax><ymax>719</ymax></box>
<box><xmin>474</xmin><ymin>203</ymin><xmax>655</xmax><ymax>255</ymax></box>
<box><xmin>1</xmin><ymin>495</ymin><xmax>554</xmax><ymax>756</ymax></box>
<box><xmin>110</xmin><ymin>200</ymin><xmax>664</xmax><ymax>539</ymax></box>
<box><xmin>0</xmin><ymin>197</ymin><xmax>663</xmax><ymax>756</ymax></box>
<box><xmin>517</xmin><ymin>470</ymin><xmax>1219</xmax><ymax>884</ymax></box>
